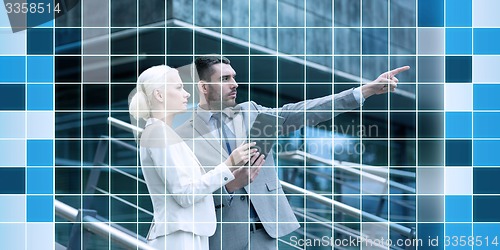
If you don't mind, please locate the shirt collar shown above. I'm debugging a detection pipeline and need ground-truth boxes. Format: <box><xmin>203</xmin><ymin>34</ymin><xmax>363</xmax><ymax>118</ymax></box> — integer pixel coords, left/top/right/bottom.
<box><xmin>196</xmin><ymin>104</ymin><xmax>213</xmax><ymax>125</ymax></box>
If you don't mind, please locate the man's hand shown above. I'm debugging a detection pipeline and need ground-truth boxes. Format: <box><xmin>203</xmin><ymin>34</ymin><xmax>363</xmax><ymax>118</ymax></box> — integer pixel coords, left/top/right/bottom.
<box><xmin>361</xmin><ymin>66</ymin><xmax>410</xmax><ymax>99</ymax></box>
<box><xmin>225</xmin><ymin>153</ymin><xmax>265</xmax><ymax>193</ymax></box>
<box><xmin>225</xmin><ymin>142</ymin><xmax>258</xmax><ymax>168</ymax></box>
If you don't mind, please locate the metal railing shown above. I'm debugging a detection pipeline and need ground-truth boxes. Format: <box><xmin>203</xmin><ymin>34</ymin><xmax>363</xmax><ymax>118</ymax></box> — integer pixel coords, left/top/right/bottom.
<box><xmin>55</xmin><ymin>200</ymin><xmax>155</xmax><ymax>250</ymax></box>
<box><xmin>280</xmin><ymin>181</ymin><xmax>414</xmax><ymax>238</ymax></box>
<box><xmin>279</xmin><ymin>150</ymin><xmax>416</xmax><ymax>194</ymax></box>
<box><xmin>107</xmin><ymin>117</ymin><xmax>416</xmax><ymax>242</ymax></box>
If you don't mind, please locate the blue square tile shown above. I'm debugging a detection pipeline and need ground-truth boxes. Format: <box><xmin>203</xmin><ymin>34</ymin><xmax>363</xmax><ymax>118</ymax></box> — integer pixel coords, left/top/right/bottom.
<box><xmin>39</xmin><ymin>20</ymin><xmax>54</xmax><ymax>28</ymax></box>
<box><xmin>418</xmin><ymin>0</ymin><xmax>444</xmax><ymax>27</ymax></box>
<box><xmin>27</xmin><ymin>168</ymin><xmax>53</xmax><ymax>194</ymax></box>
<box><xmin>446</xmin><ymin>28</ymin><xmax>472</xmax><ymax>54</ymax></box>
<box><xmin>27</xmin><ymin>28</ymin><xmax>53</xmax><ymax>55</ymax></box>
<box><xmin>446</xmin><ymin>112</ymin><xmax>472</xmax><ymax>138</ymax></box>
<box><xmin>0</xmin><ymin>140</ymin><xmax>26</xmax><ymax>166</ymax></box>
<box><xmin>474</xmin><ymin>84</ymin><xmax>500</xmax><ymax>110</ymax></box>
<box><xmin>28</xmin><ymin>57</ymin><xmax>54</xmax><ymax>82</ymax></box>
<box><xmin>445</xmin><ymin>224</ymin><xmax>472</xmax><ymax>250</ymax></box>
<box><xmin>0</xmin><ymin>112</ymin><xmax>25</xmax><ymax>138</ymax></box>
<box><xmin>27</xmin><ymin>140</ymin><xmax>53</xmax><ymax>166</ymax></box>
<box><xmin>445</xmin><ymin>196</ymin><xmax>472</xmax><ymax>222</ymax></box>
<box><xmin>473</xmin><ymin>224</ymin><xmax>500</xmax><ymax>250</ymax></box>
<box><xmin>27</xmin><ymin>0</ymin><xmax>55</xmax><ymax>28</ymax></box>
<box><xmin>418</xmin><ymin>223</ymin><xmax>444</xmax><ymax>250</ymax></box>
<box><xmin>0</xmin><ymin>224</ymin><xmax>25</xmax><ymax>249</ymax></box>
<box><xmin>446</xmin><ymin>0</ymin><xmax>472</xmax><ymax>27</ymax></box>
<box><xmin>474</xmin><ymin>196</ymin><xmax>500</xmax><ymax>222</ymax></box>
<box><xmin>362</xmin><ymin>28</ymin><xmax>388</xmax><ymax>54</ymax></box>
<box><xmin>27</xmin><ymin>111</ymin><xmax>54</xmax><ymax>139</ymax></box>
<box><xmin>0</xmin><ymin>168</ymin><xmax>25</xmax><ymax>194</ymax></box>
<box><xmin>474</xmin><ymin>29</ymin><xmax>500</xmax><ymax>55</ymax></box>
<box><xmin>0</xmin><ymin>57</ymin><xmax>25</xmax><ymax>82</ymax></box>
<box><xmin>55</xmin><ymin>29</ymin><xmax>81</xmax><ymax>55</ymax></box>
<box><xmin>474</xmin><ymin>140</ymin><xmax>500</xmax><ymax>166</ymax></box>
<box><xmin>0</xmin><ymin>196</ymin><xmax>26</xmax><ymax>222</ymax></box>
<box><xmin>474</xmin><ymin>168</ymin><xmax>500</xmax><ymax>194</ymax></box>
<box><xmin>0</xmin><ymin>84</ymin><xmax>25</xmax><ymax>110</ymax></box>
<box><xmin>474</xmin><ymin>113</ymin><xmax>500</xmax><ymax>138</ymax></box>
<box><xmin>27</xmin><ymin>195</ymin><xmax>53</xmax><ymax>222</ymax></box>
<box><xmin>27</xmin><ymin>84</ymin><xmax>53</xmax><ymax>110</ymax></box>
<box><xmin>446</xmin><ymin>140</ymin><xmax>472</xmax><ymax>166</ymax></box>
<box><xmin>446</xmin><ymin>56</ymin><xmax>472</xmax><ymax>83</ymax></box>
<box><xmin>27</xmin><ymin>223</ymin><xmax>54</xmax><ymax>250</ymax></box>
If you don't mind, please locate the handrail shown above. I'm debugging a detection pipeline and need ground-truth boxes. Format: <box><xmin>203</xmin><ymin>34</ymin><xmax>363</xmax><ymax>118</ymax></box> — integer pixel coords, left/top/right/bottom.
<box><xmin>279</xmin><ymin>181</ymin><xmax>413</xmax><ymax>238</ymax></box>
<box><xmin>108</xmin><ymin>117</ymin><xmax>144</xmax><ymax>134</ymax></box>
<box><xmin>106</xmin><ymin>117</ymin><xmax>416</xmax><ymax>239</ymax></box>
<box><xmin>55</xmin><ymin>199</ymin><xmax>79</xmax><ymax>222</ymax></box>
<box><xmin>55</xmin><ymin>200</ymin><xmax>155</xmax><ymax>250</ymax></box>
<box><xmin>279</xmin><ymin>150</ymin><xmax>416</xmax><ymax>193</ymax></box>
<box><xmin>279</xmin><ymin>150</ymin><xmax>415</xmax><ymax>179</ymax></box>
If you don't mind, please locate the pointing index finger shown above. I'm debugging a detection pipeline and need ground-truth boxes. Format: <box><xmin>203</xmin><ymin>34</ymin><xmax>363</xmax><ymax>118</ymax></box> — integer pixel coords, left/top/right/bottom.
<box><xmin>389</xmin><ymin>66</ymin><xmax>410</xmax><ymax>77</ymax></box>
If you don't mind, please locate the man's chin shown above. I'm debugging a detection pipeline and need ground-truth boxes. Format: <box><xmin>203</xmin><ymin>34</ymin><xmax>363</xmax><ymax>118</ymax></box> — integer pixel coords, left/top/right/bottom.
<box><xmin>224</xmin><ymin>100</ymin><xmax>237</xmax><ymax>108</ymax></box>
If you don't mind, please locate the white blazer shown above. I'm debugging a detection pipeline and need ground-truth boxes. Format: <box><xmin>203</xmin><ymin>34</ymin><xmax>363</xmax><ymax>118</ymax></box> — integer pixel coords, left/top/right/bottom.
<box><xmin>139</xmin><ymin>118</ymin><xmax>235</xmax><ymax>240</ymax></box>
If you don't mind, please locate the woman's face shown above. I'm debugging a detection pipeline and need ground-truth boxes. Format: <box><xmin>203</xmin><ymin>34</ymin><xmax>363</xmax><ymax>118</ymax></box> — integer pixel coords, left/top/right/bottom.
<box><xmin>163</xmin><ymin>73</ymin><xmax>191</xmax><ymax>113</ymax></box>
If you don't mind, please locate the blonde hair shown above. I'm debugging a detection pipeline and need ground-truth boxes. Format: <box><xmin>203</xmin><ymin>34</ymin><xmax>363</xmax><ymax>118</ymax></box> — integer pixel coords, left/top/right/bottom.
<box><xmin>128</xmin><ymin>65</ymin><xmax>178</xmax><ymax>121</ymax></box>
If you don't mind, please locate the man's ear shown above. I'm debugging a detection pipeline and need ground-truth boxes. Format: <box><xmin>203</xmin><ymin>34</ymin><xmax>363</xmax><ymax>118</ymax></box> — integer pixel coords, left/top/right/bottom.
<box><xmin>197</xmin><ymin>81</ymin><xmax>208</xmax><ymax>104</ymax></box>
<box><xmin>198</xmin><ymin>80</ymin><xmax>208</xmax><ymax>94</ymax></box>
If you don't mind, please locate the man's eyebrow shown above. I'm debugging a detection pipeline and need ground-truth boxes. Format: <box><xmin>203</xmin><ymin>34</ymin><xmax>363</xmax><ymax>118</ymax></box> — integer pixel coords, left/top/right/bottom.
<box><xmin>219</xmin><ymin>73</ymin><xmax>235</xmax><ymax>79</ymax></box>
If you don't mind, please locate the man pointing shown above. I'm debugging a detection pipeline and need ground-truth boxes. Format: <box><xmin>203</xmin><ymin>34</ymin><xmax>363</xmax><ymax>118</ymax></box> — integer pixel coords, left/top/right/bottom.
<box><xmin>176</xmin><ymin>55</ymin><xmax>409</xmax><ymax>250</ymax></box>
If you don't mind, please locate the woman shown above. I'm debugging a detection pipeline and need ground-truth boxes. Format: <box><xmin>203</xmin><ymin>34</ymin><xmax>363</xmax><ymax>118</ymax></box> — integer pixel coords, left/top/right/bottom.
<box><xmin>129</xmin><ymin>65</ymin><xmax>264</xmax><ymax>249</ymax></box>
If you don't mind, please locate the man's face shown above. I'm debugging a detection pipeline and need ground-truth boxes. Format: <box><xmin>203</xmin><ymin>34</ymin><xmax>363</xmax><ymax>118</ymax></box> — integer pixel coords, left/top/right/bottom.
<box><xmin>205</xmin><ymin>63</ymin><xmax>238</xmax><ymax>109</ymax></box>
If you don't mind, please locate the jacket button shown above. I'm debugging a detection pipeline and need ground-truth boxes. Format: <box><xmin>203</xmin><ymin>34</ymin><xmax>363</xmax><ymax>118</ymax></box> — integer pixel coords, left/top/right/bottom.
<box><xmin>240</xmin><ymin>196</ymin><xmax>246</xmax><ymax>201</ymax></box>
<box><xmin>224</xmin><ymin>177</ymin><xmax>228</xmax><ymax>181</ymax></box>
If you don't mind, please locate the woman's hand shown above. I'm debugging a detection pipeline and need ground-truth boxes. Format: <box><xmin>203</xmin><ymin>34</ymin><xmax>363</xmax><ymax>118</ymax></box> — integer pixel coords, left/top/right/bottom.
<box><xmin>225</xmin><ymin>153</ymin><xmax>265</xmax><ymax>192</ymax></box>
<box><xmin>224</xmin><ymin>142</ymin><xmax>258</xmax><ymax>168</ymax></box>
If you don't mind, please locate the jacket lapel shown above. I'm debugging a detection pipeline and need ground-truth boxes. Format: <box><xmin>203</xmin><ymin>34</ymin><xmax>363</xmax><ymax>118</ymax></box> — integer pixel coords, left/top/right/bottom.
<box><xmin>189</xmin><ymin>103</ymin><xmax>260</xmax><ymax>167</ymax></box>
<box><xmin>231</xmin><ymin>112</ymin><xmax>246</xmax><ymax>147</ymax></box>
<box><xmin>192</xmin><ymin>114</ymin><xmax>230</xmax><ymax>159</ymax></box>
<box><xmin>235</xmin><ymin>103</ymin><xmax>262</xmax><ymax>194</ymax></box>
<box><xmin>236</xmin><ymin>102</ymin><xmax>259</xmax><ymax>136</ymax></box>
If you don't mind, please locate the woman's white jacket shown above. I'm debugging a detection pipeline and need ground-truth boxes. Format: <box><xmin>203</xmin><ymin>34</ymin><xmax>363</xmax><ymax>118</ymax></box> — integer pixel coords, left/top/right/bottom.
<box><xmin>139</xmin><ymin>118</ymin><xmax>234</xmax><ymax>240</ymax></box>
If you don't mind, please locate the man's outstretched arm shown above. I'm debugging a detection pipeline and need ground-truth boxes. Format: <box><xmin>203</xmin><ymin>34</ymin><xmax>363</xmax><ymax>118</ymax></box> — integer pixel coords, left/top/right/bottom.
<box><xmin>252</xmin><ymin>66</ymin><xmax>411</xmax><ymax>135</ymax></box>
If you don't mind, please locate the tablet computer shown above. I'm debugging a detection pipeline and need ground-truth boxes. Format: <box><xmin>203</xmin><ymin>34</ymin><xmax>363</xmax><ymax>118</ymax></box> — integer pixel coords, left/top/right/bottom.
<box><xmin>249</xmin><ymin>113</ymin><xmax>284</xmax><ymax>157</ymax></box>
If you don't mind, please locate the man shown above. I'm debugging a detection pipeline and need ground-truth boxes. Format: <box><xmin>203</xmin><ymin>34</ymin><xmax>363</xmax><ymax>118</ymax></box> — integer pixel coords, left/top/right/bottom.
<box><xmin>176</xmin><ymin>56</ymin><xmax>409</xmax><ymax>250</ymax></box>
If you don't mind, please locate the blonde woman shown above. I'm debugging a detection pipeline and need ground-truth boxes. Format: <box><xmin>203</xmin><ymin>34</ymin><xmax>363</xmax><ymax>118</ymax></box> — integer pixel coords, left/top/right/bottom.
<box><xmin>129</xmin><ymin>65</ymin><xmax>264</xmax><ymax>250</ymax></box>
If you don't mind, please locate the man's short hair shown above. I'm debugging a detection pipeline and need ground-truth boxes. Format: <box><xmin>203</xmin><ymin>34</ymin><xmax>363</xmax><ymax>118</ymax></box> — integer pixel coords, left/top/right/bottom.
<box><xmin>195</xmin><ymin>56</ymin><xmax>231</xmax><ymax>82</ymax></box>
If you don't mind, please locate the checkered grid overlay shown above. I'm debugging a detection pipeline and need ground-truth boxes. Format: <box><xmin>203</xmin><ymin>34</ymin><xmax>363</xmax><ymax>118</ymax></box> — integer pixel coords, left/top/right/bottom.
<box><xmin>0</xmin><ymin>0</ymin><xmax>499</xmax><ymax>249</ymax></box>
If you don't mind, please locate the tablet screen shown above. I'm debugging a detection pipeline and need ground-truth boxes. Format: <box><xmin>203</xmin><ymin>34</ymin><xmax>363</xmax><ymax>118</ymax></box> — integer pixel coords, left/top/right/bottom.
<box><xmin>249</xmin><ymin>113</ymin><xmax>284</xmax><ymax>156</ymax></box>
